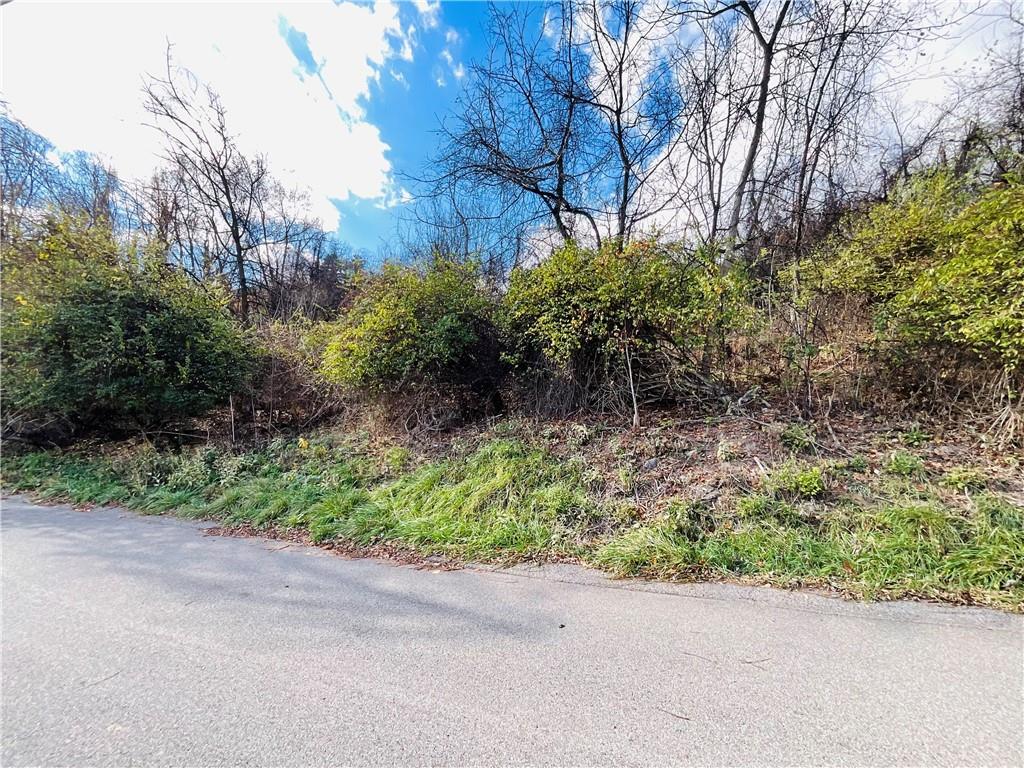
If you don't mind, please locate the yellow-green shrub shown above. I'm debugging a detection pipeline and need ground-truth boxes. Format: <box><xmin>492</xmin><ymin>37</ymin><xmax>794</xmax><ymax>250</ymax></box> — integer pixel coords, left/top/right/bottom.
<box><xmin>814</xmin><ymin>171</ymin><xmax>1024</xmax><ymax>372</ymax></box>
<box><xmin>502</xmin><ymin>240</ymin><xmax>752</xmax><ymax>401</ymax></box>
<box><xmin>2</xmin><ymin>218</ymin><xmax>253</xmax><ymax>434</ymax></box>
<box><xmin>319</xmin><ymin>259</ymin><xmax>502</xmax><ymax>395</ymax></box>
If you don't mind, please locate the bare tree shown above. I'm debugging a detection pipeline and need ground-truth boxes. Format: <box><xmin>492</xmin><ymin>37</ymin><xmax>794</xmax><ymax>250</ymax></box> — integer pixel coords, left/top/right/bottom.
<box><xmin>430</xmin><ymin>2</ymin><xmax>602</xmax><ymax>248</ymax></box>
<box><xmin>704</xmin><ymin>1</ymin><xmax>793</xmax><ymax>244</ymax></box>
<box><xmin>428</xmin><ymin>0</ymin><xmax>689</xmax><ymax>258</ymax></box>
<box><xmin>662</xmin><ymin>0</ymin><xmax>930</xmax><ymax>262</ymax></box>
<box><xmin>0</xmin><ymin>112</ymin><xmax>58</xmax><ymax>244</ymax></box>
<box><xmin>1</xmin><ymin>111</ymin><xmax>126</xmax><ymax>244</ymax></box>
<box><xmin>143</xmin><ymin>52</ymin><xmax>271</xmax><ymax>320</ymax></box>
<box><xmin>581</xmin><ymin>0</ymin><xmax>690</xmax><ymax>243</ymax></box>
<box><xmin>397</xmin><ymin>188</ymin><xmax>531</xmax><ymax>281</ymax></box>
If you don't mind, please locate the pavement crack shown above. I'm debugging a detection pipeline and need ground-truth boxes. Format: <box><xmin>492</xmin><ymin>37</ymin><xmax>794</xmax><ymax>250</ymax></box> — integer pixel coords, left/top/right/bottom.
<box><xmin>82</xmin><ymin>671</ymin><xmax>120</xmax><ymax>688</ymax></box>
<box><xmin>681</xmin><ymin>650</ymin><xmax>717</xmax><ymax>665</ymax></box>
<box><xmin>656</xmin><ymin>707</ymin><xmax>692</xmax><ymax>722</ymax></box>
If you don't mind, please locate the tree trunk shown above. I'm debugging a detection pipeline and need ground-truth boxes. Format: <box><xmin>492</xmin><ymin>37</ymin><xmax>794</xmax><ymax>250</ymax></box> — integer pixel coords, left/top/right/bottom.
<box><xmin>725</xmin><ymin>2</ymin><xmax>790</xmax><ymax>262</ymax></box>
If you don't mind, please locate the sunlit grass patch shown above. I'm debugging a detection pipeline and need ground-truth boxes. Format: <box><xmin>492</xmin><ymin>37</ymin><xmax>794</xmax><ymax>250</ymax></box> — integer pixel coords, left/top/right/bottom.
<box><xmin>4</xmin><ymin>435</ymin><xmax>1022</xmax><ymax>610</ymax></box>
<box><xmin>594</xmin><ymin>494</ymin><xmax>1023</xmax><ymax>609</ymax></box>
<box><xmin>361</xmin><ymin>439</ymin><xmax>594</xmax><ymax>559</ymax></box>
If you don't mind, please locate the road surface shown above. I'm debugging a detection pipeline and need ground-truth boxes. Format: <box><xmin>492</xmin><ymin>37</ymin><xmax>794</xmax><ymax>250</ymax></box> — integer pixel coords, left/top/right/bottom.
<box><xmin>2</xmin><ymin>496</ymin><xmax>1021</xmax><ymax>766</ymax></box>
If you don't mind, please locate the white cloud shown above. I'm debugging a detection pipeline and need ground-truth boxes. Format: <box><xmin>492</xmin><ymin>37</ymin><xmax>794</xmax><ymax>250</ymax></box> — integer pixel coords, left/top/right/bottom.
<box><xmin>880</xmin><ymin>1</ymin><xmax>1009</xmax><ymax>131</ymax></box>
<box><xmin>0</xmin><ymin>0</ymin><xmax>429</xmax><ymax>230</ymax></box>
<box><xmin>542</xmin><ymin>7</ymin><xmax>558</xmax><ymax>41</ymax></box>
<box><xmin>440</xmin><ymin>27</ymin><xmax>464</xmax><ymax>81</ymax></box>
<box><xmin>413</xmin><ymin>0</ymin><xmax>441</xmax><ymax>30</ymax></box>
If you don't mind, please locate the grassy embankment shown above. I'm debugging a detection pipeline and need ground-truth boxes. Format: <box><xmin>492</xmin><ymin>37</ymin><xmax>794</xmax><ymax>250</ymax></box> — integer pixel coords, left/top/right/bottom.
<box><xmin>3</xmin><ymin>423</ymin><xmax>1022</xmax><ymax>610</ymax></box>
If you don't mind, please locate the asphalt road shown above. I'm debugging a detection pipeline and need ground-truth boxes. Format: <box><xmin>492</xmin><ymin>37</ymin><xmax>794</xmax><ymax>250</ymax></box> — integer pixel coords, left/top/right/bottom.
<box><xmin>2</xmin><ymin>496</ymin><xmax>1021</xmax><ymax>767</ymax></box>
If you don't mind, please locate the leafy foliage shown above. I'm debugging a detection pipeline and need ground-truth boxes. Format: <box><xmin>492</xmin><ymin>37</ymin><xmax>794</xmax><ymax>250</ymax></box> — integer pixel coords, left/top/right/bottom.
<box><xmin>503</xmin><ymin>240</ymin><xmax>752</xmax><ymax>405</ymax></box>
<box><xmin>2</xmin><ymin>217</ymin><xmax>253</xmax><ymax>434</ymax></box>
<box><xmin>815</xmin><ymin>171</ymin><xmax>1024</xmax><ymax>372</ymax></box>
<box><xmin>319</xmin><ymin>259</ymin><xmax>502</xmax><ymax>396</ymax></box>
<box><xmin>780</xmin><ymin>422</ymin><xmax>816</xmax><ymax>453</ymax></box>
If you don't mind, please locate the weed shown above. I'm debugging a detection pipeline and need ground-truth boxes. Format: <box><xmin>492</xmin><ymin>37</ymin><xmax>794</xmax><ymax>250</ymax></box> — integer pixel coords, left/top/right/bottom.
<box><xmin>886</xmin><ymin>451</ymin><xmax>925</xmax><ymax>478</ymax></box>
<box><xmin>902</xmin><ymin>423</ymin><xmax>932</xmax><ymax>447</ymax></box>
<box><xmin>1</xmin><ymin>453</ymin><xmax>131</xmax><ymax>506</ymax></box>
<box><xmin>974</xmin><ymin>494</ymin><xmax>1024</xmax><ymax>531</ymax></box>
<box><xmin>766</xmin><ymin>461</ymin><xmax>826</xmax><ymax>499</ymax></box>
<box><xmin>617</xmin><ymin>464</ymin><xmax>637</xmax><ymax>494</ymax></box>
<box><xmin>565</xmin><ymin>423</ymin><xmax>594</xmax><ymax>450</ymax></box>
<box><xmin>382</xmin><ymin>446</ymin><xmax>412</xmax><ymax>474</ymax></box>
<box><xmin>941</xmin><ymin>466</ymin><xmax>987</xmax><ymax>491</ymax></box>
<box><xmin>781</xmin><ymin>422</ymin><xmax>816</xmax><ymax>453</ymax></box>
<box><xmin>716</xmin><ymin>440</ymin><xmax>742</xmax><ymax>462</ymax></box>
<box><xmin>664</xmin><ymin>500</ymin><xmax>717</xmax><ymax>541</ymax></box>
<box><xmin>592</xmin><ymin>522</ymin><xmax>696</xmax><ymax>576</ymax></box>
<box><xmin>165</xmin><ymin>449</ymin><xmax>220</xmax><ymax>490</ymax></box>
<box><xmin>736</xmin><ymin>493</ymin><xmax>802</xmax><ymax>526</ymax></box>
<box><xmin>840</xmin><ymin>455</ymin><xmax>869</xmax><ymax>473</ymax></box>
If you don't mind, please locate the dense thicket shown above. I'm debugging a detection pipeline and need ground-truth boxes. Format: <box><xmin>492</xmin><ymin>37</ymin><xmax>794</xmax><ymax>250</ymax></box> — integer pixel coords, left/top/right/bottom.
<box><xmin>2</xmin><ymin>218</ymin><xmax>252</xmax><ymax>438</ymax></box>
<box><xmin>319</xmin><ymin>259</ymin><xmax>505</xmax><ymax>425</ymax></box>
<box><xmin>813</xmin><ymin>172</ymin><xmax>1023</xmax><ymax>373</ymax></box>
<box><xmin>2</xmin><ymin>1</ymin><xmax>1022</xmax><ymax>444</ymax></box>
<box><xmin>503</xmin><ymin>241</ymin><xmax>751</xmax><ymax>422</ymax></box>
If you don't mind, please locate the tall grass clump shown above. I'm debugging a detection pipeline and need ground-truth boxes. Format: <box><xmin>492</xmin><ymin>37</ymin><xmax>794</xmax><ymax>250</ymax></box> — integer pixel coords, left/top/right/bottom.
<box><xmin>362</xmin><ymin>439</ymin><xmax>595</xmax><ymax>558</ymax></box>
<box><xmin>2</xmin><ymin>437</ymin><xmax>598</xmax><ymax>562</ymax></box>
<box><xmin>594</xmin><ymin>493</ymin><xmax>1023</xmax><ymax>608</ymax></box>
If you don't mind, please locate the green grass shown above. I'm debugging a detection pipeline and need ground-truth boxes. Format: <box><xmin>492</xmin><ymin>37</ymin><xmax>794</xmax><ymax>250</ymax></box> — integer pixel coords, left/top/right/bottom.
<box><xmin>886</xmin><ymin>450</ymin><xmax>925</xmax><ymax>477</ymax></box>
<box><xmin>1</xmin><ymin>437</ymin><xmax>593</xmax><ymax>562</ymax></box>
<box><xmin>3</xmin><ymin>437</ymin><xmax>1022</xmax><ymax>611</ymax></box>
<box><xmin>594</xmin><ymin>496</ymin><xmax>1024</xmax><ymax>609</ymax></box>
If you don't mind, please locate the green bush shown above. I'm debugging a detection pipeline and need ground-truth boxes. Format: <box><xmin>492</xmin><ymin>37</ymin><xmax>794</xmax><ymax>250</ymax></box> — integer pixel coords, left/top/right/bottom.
<box><xmin>765</xmin><ymin>461</ymin><xmax>826</xmax><ymax>499</ymax></box>
<box><xmin>502</xmin><ymin>240</ymin><xmax>751</xmax><ymax>408</ymax></box>
<box><xmin>885</xmin><ymin>451</ymin><xmax>925</xmax><ymax>478</ymax></box>
<box><xmin>813</xmin><ymin>171</ymin><xmax>962</xmax><ymax>296</ymax></box>
<box><xmin>892</xmin><ymin>177</ymin><xmax>1024</xmax><ymax>369</ymax></box>
<box><xmin>735</xmin><ymin>493</ymin><xmax>801</xmax><ymax>526</ymax></box>
<box><xmin>816</xmin><ymin>171</ymin><xmax>1024</xmax><ymax>372</ymax></box>
<box><xmin>2</xmin><ymin>220</ymin><xmax>253</xmax><ymax>434</ymax></box>
<box><xmin>320</xmin><ymin>259</ymin><xmax>502</xmax><ymax>396</ymax></box>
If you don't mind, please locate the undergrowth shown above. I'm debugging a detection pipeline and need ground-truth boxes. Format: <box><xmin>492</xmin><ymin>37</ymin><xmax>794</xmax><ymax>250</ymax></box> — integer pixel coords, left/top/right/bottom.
<box><xmin>595</xmin><ymin>493</ymin><xmax>1024</xmax><ymax>609</ymax></box>
<box><xmin>3</xmin><ymin>433</ymin><xmax>1022</xmax><ymax>610</ymax></box>
<box><xmin>1</xmin><ymin>437</ymin><xmax>593</xmax><ymax>562</ymax></box>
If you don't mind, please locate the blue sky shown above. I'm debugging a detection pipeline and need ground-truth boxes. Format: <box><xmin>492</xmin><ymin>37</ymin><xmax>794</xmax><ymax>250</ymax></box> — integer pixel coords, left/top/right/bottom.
<box><xmin>0</xmin><ymin>0</ymin><xmax>498</xmax><ymax>253</ymax></box>
<box><xmin>330</xmin><ymin>2</ymin><xmax>494</xmax><ymax>251</ymax></box>
<box><xmin>0</xmin><ymin>1</ymin><xmax>999</xmax><ymax>254</ymax></box>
